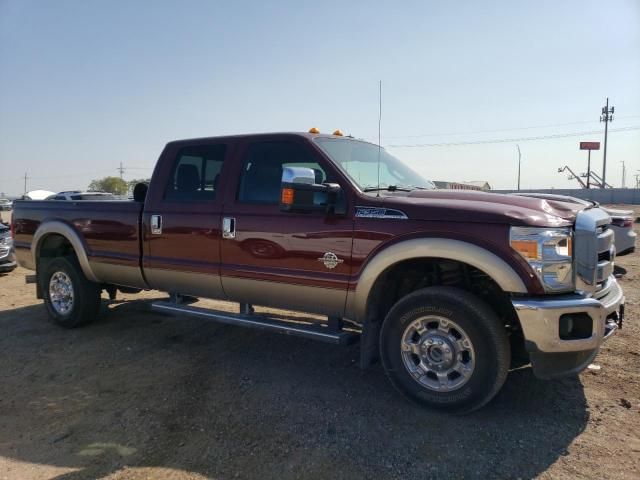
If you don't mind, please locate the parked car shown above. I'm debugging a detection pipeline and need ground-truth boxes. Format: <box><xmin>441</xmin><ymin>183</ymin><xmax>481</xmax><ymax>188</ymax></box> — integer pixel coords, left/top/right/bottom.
<box><xmin>511</xmin><ymin>193</ymin><xmax>636</xmax><ymax>255</ymax></box>
<box><xmin>46</xmin><ymin>191</ymin><xmax>117</xmax><ymax>201</ymax></box>
<box><xmin>604</xmin><ymin>208</ymin><xmax>636</xmax><ymax>256</ymax></box>
<box><xmin>0</xmin><ymin>198</ymin><xmax>12</xmax><ymax>211</ymax></box>
<box><xmin>11</xmin><ymin>131</ymin><xmax>624</xmax><ymax>413</ymax></box>
<box><xmin>23</xmin><ymin>190</ymin><xmax>56</xmax><ymax>200</ymax></box>
<box><xmin>0</xmin><ymin>222</ymin><xmax>17</xmax><ymax>273</ymax></box>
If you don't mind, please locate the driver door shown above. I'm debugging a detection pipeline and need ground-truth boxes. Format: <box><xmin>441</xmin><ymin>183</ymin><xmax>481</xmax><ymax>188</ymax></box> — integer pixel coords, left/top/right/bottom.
<box><xmin>220</xmin><ymin>137</ymin><xmax>354</xmax><ymax>317</ymax></box>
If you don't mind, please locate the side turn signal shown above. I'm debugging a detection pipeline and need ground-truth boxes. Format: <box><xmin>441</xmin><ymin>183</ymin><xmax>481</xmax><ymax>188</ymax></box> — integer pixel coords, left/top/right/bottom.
<box><xmin>281</xmin><ymin>187</ymin><xmax>295</xmax><ymax>205</ymax></box>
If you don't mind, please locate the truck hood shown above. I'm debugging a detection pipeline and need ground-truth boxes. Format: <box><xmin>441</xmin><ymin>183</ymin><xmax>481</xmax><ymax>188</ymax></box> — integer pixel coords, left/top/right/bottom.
<box><xmin>381</xmin><ymin>189</ymin><xmax>585</xmax><ymax>227</ymax></box>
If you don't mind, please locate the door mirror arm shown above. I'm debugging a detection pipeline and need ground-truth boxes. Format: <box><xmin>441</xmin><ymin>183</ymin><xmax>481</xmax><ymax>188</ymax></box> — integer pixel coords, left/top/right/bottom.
<box><xmin>323</xmin><ymin>183</ymin><xmax>342</xmax><ymax>215</ymax></box>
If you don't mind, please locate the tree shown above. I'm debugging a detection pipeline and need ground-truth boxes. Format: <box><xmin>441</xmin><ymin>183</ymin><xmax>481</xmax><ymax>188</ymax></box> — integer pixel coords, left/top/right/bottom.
<box><xmin>88</xmin><ymin>176</ymin><xmax>128</xmax><ymax>196</ymax></box>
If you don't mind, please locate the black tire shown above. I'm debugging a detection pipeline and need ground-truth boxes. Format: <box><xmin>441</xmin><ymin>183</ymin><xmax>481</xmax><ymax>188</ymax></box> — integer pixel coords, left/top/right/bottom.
<box><xmin>379</xmin><ymin>286</ymin><xmax>510</xmax><ymax>414</ymax></box>
<box><xmin>40</xmin><ymin>256</ymin><xmax>102</xmax><ymax>328</ymax></box>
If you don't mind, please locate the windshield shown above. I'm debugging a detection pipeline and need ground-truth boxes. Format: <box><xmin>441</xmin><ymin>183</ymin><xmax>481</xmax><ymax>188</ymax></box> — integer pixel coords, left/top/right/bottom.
<box><xmin>314</xmin><ymin>137</ymin><xmax>435</xmax><ymax>192</ymax></box>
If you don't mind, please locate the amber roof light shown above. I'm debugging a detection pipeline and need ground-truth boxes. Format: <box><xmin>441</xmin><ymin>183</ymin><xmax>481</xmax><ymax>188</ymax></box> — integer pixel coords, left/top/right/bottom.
<box><xmin>332</xmin><ymin>129</ymin><xmax>343</xmax><ymax>136</ymax></box>
<box><xmin>308</xmin><ymin>127</ymin><xmax>320</xmax><ymax>134</ymax></box>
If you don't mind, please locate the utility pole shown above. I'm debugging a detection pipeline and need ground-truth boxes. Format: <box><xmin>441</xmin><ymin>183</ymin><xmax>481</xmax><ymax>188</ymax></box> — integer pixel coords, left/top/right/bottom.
<box><xmin>23</xmin><ymin>172</ymin><xmax>28</xmax><ymax>195</ymax></box>
<box><xmin>620</xmin><ymin>161</ymin><xmax>626</xmax><ymax>188</ymax></box>
<box><xmin>516</xmin><ymin>144</ymin><xmax>521</xmax><ymax>191</ymax></box>
<box><xmin>117</xmin><ymin>162</ymin><xmax>125</xmax><ymax>179</ymax></box>
<box><xmin>599</xmin><ymin>97</ymin><xmax>614</xmax><ymax>187</ymax></box>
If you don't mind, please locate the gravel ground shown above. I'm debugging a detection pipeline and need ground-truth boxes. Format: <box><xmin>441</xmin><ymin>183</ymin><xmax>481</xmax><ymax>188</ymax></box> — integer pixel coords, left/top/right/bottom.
<box><xmin>0</xmin><ymin>208</ymin><xmax>638</xmax><ymax>479</ymax></box>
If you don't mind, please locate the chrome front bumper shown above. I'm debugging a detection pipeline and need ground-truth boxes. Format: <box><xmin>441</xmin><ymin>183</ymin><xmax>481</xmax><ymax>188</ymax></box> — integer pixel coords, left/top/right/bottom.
<box><xmin>512</xmin><ymin>275</ymin><xmax>624</xmax><ymax>378</ymax></box>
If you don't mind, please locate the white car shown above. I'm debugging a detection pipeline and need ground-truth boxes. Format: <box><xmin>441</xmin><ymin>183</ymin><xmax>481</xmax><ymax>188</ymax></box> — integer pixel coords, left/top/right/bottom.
<box><xmin>46</xmin><ymin>191</ymin><xmax>116</xmax><ymax>201</ymax></box>
<box><xmin>605</xmin><ymin>207</ymin><xmax>636</xmax><ymax>256</ymax></box>
<box><xmin>511</xmin><ymin>193</ymin><xmax>636</xmax><ymax>256</ymax></box>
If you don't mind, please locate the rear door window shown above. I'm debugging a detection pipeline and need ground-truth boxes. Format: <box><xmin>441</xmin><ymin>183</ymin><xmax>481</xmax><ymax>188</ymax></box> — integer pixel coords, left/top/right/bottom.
<box><xmin>165</xmin><ymin>144</ymin><xmax>227</xmax><ymax>201</ymax></box>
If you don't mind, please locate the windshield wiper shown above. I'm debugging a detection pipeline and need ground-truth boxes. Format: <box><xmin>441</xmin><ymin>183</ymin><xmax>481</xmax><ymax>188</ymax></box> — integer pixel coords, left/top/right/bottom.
<box><xmin>363</xmin><ymin>185</ymin><xmax>413</xmax><ymax>193</ymax></box>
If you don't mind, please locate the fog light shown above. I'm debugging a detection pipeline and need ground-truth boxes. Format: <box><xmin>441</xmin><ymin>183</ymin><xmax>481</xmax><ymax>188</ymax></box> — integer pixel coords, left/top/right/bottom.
<box><xmin>559</xmin><ymin>314</ymin><xmax>593</xmax><ymax>340</ymax></box>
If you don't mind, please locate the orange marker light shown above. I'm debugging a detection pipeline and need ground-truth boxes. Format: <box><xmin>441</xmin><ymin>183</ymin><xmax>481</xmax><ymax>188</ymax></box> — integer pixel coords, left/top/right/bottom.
<box><xmin>332</xmin><ymin>129</ymin><xmax>343</xmax><ymax>136</ymax></box>
<box><xmin>308</xmin><ymin>127</ymin><xmax>320</xmax><ymax>134</ymax></box>
<box><xmin>281</xmin><ymin>187</ymin><xmax>295</xmax><ymax>205</ymax></box>
<box><xmin>511</xmin><ymin>240</ymin><xmax>539</xmax><ymax>260</ymax></box>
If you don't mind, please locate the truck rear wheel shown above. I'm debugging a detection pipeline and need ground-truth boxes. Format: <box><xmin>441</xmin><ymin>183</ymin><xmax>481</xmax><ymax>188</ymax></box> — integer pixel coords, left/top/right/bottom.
<box><xmin>41</xmin><ymin>256</ymin><xmax>102</xmax><ymax>328</ymax></box>
<box><xmin>379</xmin><ymin>286</ymin><xmax>510</xmax><ymax>413</ymax></box>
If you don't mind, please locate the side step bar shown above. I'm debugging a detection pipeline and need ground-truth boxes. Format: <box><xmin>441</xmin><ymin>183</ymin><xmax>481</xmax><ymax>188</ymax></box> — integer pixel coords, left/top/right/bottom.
<box><xmin>151</xmin><ymin>301</ymin><xmax>357</xmax><ymax>345</ymax></box>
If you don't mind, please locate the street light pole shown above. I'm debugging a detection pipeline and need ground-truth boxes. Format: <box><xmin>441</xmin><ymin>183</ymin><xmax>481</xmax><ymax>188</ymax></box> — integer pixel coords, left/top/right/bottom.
<box><xmin>588</xmin><ymin>150</ymin><xmax>592</xmax><ymax>189</ymax></box>
<box><xmin>516</xmin><ymin>144</ymin><xmax>521</xmax><ymax>191</ymax></box>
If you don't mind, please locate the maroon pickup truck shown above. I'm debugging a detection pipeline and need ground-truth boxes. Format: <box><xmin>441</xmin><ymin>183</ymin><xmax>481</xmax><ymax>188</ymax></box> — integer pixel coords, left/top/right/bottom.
<box><xmin>12</xmin><ymin>131</ymin><xmax>624</xmax><ymax>413</ymax></box>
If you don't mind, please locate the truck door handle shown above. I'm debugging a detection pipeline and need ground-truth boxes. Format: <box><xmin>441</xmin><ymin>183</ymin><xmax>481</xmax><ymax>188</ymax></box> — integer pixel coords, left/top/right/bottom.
<box><xmin>151</xmin><ymin>214</ymin><xmax>162</xmax><ymax>235</ymax></box>
<box><xmin>222</xmin><ymin>217</ymin><xmax>236</xmax><ymax>239</ymax></box>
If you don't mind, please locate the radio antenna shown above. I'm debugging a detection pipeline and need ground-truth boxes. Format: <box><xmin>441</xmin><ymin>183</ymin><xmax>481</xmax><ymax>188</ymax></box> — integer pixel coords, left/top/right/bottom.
<box><xmin>377</xmin><ymin>80</ymin><xmax>382</xmax><ymax>198</ymax></box>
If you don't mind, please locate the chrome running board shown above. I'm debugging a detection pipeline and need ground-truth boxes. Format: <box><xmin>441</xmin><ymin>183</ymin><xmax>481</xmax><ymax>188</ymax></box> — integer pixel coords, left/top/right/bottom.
<box><xmin>151</xmin><ymin>301</ymin><xmax>356</xmax><ymax>345</ymax></box>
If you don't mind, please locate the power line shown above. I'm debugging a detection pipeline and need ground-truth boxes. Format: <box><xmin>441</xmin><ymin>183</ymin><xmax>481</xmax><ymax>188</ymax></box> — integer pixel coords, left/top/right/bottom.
<box><xmin>386</xmin><ymin>125</ymin><xmax>640</xmax><ymax>148</ymax></box>
<box><xmin>372</xmin><ymin>114</ymin><xmax>640</xmax><ymax>140</ymax></box>
<box><xmin>25</xmin><ymin>166</ymin><xmax>153</xmax><ymax>181</ymax></box>
<box><xmin>27</xmin><ymin>169</ymin><xmax>117</xmax><ymax>180</ymax></box>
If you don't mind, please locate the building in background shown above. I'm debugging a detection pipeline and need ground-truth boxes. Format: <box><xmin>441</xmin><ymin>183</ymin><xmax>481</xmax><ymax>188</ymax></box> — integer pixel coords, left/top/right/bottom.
<box><xmin>465</xmin><ymin>181</ymin><xmax>492</xmax><ymax>191</ymax></box>
<box><xmin>433</xmin><ymin>181</ymin><xmax>491</xmax><ymax>191</ymax></box>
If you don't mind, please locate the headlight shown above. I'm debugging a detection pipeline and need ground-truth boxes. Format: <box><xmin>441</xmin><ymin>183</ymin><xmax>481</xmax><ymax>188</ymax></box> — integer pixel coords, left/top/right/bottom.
<box><xmin>510</xmin><ymin>227</ymin><xmax>574</xmax><ymax>293</ymax></box>
<box><xmin>0</xmin><ymin>233</ymin><xmax>11</xmax><ymax>246</ymax></box>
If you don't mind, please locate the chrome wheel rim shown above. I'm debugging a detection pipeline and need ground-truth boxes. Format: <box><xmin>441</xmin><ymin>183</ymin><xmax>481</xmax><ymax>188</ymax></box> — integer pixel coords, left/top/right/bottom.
<box><xmin>400</xmin><ymin>315</ymin><xmax>475</xmax><ymax>392</ymax></box>
<box><xmin>49</xmin><ymin>271</ymin><xmax>74</xmax><ymax>315</ymax></box>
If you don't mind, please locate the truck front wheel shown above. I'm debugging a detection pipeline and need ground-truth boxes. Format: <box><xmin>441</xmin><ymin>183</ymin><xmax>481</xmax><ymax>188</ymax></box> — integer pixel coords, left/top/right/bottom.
<box><xmin>41</xmin><ymin>256</ymin><xmax>102</xmax><ymax>328</ymax></box>
<box><xmin>379</xmin><ymin>286</ymin><xmax>510</xmax><ymax>413</ymax></box>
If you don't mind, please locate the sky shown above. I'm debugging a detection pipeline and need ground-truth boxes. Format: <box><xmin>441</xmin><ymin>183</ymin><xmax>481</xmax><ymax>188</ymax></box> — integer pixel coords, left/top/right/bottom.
<box><xmin>1</xmin><ymin>0</ymin><xmax>639</xmax><ymax>196</ymax></box>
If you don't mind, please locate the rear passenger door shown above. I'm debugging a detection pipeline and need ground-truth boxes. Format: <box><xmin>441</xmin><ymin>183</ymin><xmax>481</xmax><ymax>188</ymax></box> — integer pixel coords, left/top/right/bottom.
<box><xmin>220</xmin><ymin>138</ymin><xmax>354</xmax><ymax>317</ymax></box>
<box><xmin>142</xmin><ymin>142</ymin><xmax>231</xmax><ymax>299</ymax></box>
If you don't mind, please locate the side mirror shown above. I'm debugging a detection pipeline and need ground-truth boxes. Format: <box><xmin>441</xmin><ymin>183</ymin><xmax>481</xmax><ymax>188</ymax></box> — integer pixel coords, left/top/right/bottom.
<box><xmin>133</xmin><ymin>182</ymin><xmax>149</xmax><ymax>202</ymax></box>
<box><xmin>280</xmin><ymin>167</ymin><xmax>342</xmax><ymax>214</ymax></box>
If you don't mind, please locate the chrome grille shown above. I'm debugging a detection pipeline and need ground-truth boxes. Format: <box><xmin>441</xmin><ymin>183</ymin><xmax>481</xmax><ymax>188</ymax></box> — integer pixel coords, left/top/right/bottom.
<box><xmin>575</xmin><ymin>208</ymin><xmax>615</xmax><ymax>293</ymax></box>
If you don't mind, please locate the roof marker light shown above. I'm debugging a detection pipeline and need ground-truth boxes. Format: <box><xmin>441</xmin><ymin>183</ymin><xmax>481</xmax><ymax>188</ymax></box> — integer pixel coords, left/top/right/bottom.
<box><xmin>308</xmin><ymin>127</ymin><xmax>320</xmax><ymax>134</ymax></box>
<box><xmin>332</xmin><ymin>129</ymin><xmax>343</xmax><ymax>136</ymax></box>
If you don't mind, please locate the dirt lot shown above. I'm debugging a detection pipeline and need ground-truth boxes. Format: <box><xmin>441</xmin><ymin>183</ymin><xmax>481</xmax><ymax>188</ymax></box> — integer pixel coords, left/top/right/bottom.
<box><xmin>0</xmin><ymin>209</ymin><xmax>639</xmax><ymax>479</ymax></box>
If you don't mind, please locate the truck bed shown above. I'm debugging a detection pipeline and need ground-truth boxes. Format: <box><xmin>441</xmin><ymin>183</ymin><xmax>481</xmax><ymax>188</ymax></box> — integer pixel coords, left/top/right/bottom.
<box><xmin>13</xmin><ymin>200</ymin><xmax>144</xmax><ymax>284</ymax></box>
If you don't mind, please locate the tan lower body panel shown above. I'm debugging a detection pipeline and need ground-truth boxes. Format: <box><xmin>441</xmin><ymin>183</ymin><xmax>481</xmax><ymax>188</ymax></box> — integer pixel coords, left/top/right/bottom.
<box><xmin>144</xmin><ymin>268</ymin><xmax>226</xmax><ymax>300</ymax></box>
<box><xmin>90</xmin><ymin>262</ymin><xmax>148</xmax><ymax>289</ymax></box>
<box><xmin>221</xmin><ymin>276</ymin><xmax>347</xmax><ymax>318</ymax></box>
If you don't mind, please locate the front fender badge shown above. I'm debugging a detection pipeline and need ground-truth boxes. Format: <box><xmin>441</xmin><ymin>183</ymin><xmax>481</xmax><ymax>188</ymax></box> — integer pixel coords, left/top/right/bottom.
<box><xmin>318</xmin><ymin>252</ymin><xmax>344</xmax><ymax>269</ymax></box>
